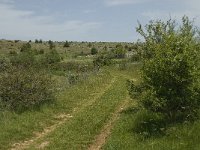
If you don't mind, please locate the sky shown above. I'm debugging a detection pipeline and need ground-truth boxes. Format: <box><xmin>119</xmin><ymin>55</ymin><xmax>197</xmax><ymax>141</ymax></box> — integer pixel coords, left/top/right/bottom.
<box><xmin>0</xmin><ymin>0</ymin><xmax>200</xmax><ymax>42</ymax></box>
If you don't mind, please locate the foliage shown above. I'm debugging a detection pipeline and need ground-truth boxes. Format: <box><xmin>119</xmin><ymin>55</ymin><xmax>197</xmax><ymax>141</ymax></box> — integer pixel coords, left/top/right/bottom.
<box><xmin>118</xmin><ymin>59</ymin><xmax>128</xmax><ymax>70</ymax></box>
<box><xmin>63</xmin><ymin>41</ymin><xmax>70</xmax><ymax>48</ymax></box>
<box><xmin>91</xmin><ymin>47</ymin><xmax>98</xmax><ymax>55</ymax></box>
<box><xmin>10</xmin><ymin>50</ymin><xmax>36</xmax><ymax>67</ymax></box>
<box><xmin>115</xmin><ymin>44</ymin><xmax>126</xmax><ymax>58</ymax></box>
<box><xmin>20</xmin><ymin>43</ymin><xmax>31</xmax><ymax>52</ymax></box>
<box><xmin>93</xmin><ymin>52</ymin><xmax>113</xmax><ymax>69</ymax></box>
<box><xmin>37</xmin><ymin>49</ymin><xmax>44</xmax><ymax>54</ymax></box>
<box><xmin>45</xmin><ymin>49</ymin><xmax>62</xmax><ymax>64</ymax></box>
<box><xmin>9</xmin><ymin>50</ymin><xmax>17</xmax><ymax>55</ymax></box>
<box><xmin>14</xmin><ymin>40</ymin><xmax>20</xmax><ymax>43</ymax></box>
<box><xmin>130</xmin><ymin>54</ymin><xmax>140</xmax><ymax>62</ymax></box>
<box><xmin>35</xmin><ymin>39</ymin><xmax>39</xmax><ymax>43</ymax></box>
<box><xmin>128</xmin><ymin>16</ymin><xmax>200</xmax><ymax>122</ymax></box>
<box><xmin>133</xmin><ymin>110</ymin><xmax>166</xmax><ymax>137</ymax></box>
<box><xmin>88</xmin><ymin>42</ymin><xmax>92</xmax><ymax>48</ymax></box>
<box><xmin>0</xmin><ymin>66</ymin><xmax>55</xmax><ymax>112</ymax></box>
<box><xmin>0</xmin><ymin>56</ymin><xmax>10</xmax><ymax>72</ymax></box>
<box><xmin>0</xmin><ymin>69</ymin><xmax>112</xmax><ymax>149</ymax></box>
<box><xmin>67</xmin><ymin>73</ymin><xmax>80</xmax><ymax>85</ymax></box>
<box><xmin>48</xmin><ymin>40</ymin><xmax>55</xmax><ymax>49</ymax></box>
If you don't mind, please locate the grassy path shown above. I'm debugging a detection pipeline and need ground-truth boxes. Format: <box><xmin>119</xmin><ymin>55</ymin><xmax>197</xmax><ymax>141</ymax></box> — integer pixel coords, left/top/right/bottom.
<box><xmin>2</xmin><ymin>65</ymin><xmax>139</xmax><ymax>150</ymax></box>
<box><xmin>10</xmin><ymin>75</ymin><xmax>116</xmax><ymax>150</ymax></box>
<box><xmin>88</xmin><ymin>98</ymin><xmax>129</xmax><ymax>150</ymax></box>
<box><xmin>26</xmin><ymin>75</ymin><xmax>128</xmax><ymax>150</ymax></box>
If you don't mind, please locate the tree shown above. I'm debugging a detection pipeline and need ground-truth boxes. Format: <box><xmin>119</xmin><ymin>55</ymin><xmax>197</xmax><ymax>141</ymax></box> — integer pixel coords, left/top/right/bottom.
<box><xmin>35</xmin><ymin>39</ymin><xmax>39</xmax><ymax>43</ymax></box>
<box><xmin>20</xmin><ymin>43</ymin><xmax>31</xmax><ymax>52</ymax></box>
<box><xmin>63</xmin><ymin>41</ymin><xmax>70</xmax><ymax>48</ymax></box>
<box><xmin>128</xmin><ymin>16</ymin><xmax>200</xmax><ymax>122</ymax></box>
<box><xmin>93</xmin><ymin>52</ymin><xmax>112</xmax><ymax>69</ymax></box>
<box><xmin>48</xmin><ymin>40</ymin><xmax>55</xmax><ymax>49</ymax></box>
<box><xmin>88</xmin><ymin>42</ymin><xmax>92</xmax><ymax>48</ymax></box>
<box><xmin>91</xmin><ymin>47</ymin><xmax>98</xmax><ymax>55</ymax></box>
<box><xmin>45</xmin><ymin>49</ymin><xmax>61</xmax><ymax>64</ymax></box>
<box><xmin>115</xmin><ymin>44</ymin><xmax>126</xmax><ymax>58</ymax></box>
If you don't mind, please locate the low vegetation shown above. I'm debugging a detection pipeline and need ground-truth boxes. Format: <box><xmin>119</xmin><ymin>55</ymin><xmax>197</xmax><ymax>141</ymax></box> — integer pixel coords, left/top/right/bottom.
<box><xmin>0</xmin><ymin>16</ymin><xmax>200</xmax><ymax>150</ymax></box>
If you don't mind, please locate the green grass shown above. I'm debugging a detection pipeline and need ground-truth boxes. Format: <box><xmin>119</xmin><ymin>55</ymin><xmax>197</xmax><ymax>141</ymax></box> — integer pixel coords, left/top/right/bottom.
<box><xmin>2</xmin><ymin>60</ymin><xmax>199</xmax><ymax>150</ymax></box>
<box><xmin>0</xmin><ymin>70</ymin><xmax>112</xmax><ymax>150</ymax></box>
<box><xmin>0</xmin><ymin>62</ymin><xmax>141</xmax><ymax>150</ymax></box>
<box><xmin>28</xmin><ymin>75</ymin><xmax>128</xmax><ymax>149</ymax></box>
<box><xmin>103</xmin><ymin>100</ymin><xmax>200</xmax><ymax>150</ymax></box>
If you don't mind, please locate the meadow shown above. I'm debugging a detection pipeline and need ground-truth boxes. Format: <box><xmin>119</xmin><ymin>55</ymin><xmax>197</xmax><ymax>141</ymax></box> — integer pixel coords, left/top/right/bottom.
<box><xmin>0</xmin><ymin>17</ymin><xmax>200</xmax><ymax>150</ymax></box>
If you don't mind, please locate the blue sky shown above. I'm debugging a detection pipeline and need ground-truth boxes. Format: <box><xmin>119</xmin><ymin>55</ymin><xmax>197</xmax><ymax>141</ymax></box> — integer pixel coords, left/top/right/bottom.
<box><xmin>0</xmin><ymin>0</ymin><xmax>200</xmax><ymax>42</ymax></box>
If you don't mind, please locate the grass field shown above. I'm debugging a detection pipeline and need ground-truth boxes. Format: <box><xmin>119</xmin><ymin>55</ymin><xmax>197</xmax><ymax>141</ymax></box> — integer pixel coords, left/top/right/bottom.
<box><xmin>103</xmin><ymin>103</ymin><xmax>200</xmax><ymax>150</ymax></box>
<box><xmin>0</xmin><ymin>62</ymin><xmax>140</xmax><ymax>150</ymax></box>
<box><xmin>0</xmin><ymin>69</ymin><xmax>113</xmax><ymax>149</ymax></box>
<box><xmin>0</xmin><ymin>39</ymin><xmax>200</xmax><ymax>150</ymax></box>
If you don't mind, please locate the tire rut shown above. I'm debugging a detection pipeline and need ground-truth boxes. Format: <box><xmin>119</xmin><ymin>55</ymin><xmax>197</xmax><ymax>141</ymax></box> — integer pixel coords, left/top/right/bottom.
<box><xmin>10</xmin><ymin>77</ymin><xmax>116</xmax><ymax>150</ymax></box>
<box><xmin>88</xmin><ymin>98</ymin><xmax>129</xmax><ymax>150</ymax></box>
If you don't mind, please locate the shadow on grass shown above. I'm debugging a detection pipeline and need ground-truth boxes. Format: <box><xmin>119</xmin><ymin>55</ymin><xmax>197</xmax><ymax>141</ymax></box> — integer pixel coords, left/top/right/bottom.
<box><xmin>132</xmin><ymin>110</ymin><xmax>167</xmax><ymax>139</ymax></box>
<box><xmin>129</xmin><ymin>109</ymin><xmax>198</xmax><ymax>141</ymax></box>
<box><xmin>120</xmin><ymin>106</ymin><xmax>140</xmax><ymax>115</ymax></box>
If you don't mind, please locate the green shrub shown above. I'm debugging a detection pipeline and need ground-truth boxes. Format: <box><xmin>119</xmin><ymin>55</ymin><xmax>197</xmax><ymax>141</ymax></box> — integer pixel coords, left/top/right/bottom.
<box><xmin>67</xmin><ymin>73</ymin><xmax>80</xmax><ymax>85</ymax></box>
<box><xmin>38</xmin><ymin>49</ymin><xmax>44</xmax><ymax>54</ymax></box>
<box><xmin>45</xmin><ymin>49</ymin><xmax>61</xmax><ymax>64</ymax></box>
<box><xmin>0</xmin><ymin>56</ymin><xmax>11</xmax><ymax>72</ymax></box>
<box><xmin>91</xmin><ymin>47</ymin><xmax>98</xmax><ymax>55</ymax></box>
<box><xmin>20</xmin><ymin>43</ymin><xmax>31</xmax><ymax>52</ymax></box>
<box><xmin>114</xmin><ymin>46</ymin><xmax>126</xmax><ymax>58</ymax></box>
<box><xmin>35</xmin><ymin>39</ymin><xmax>39</xmax><ymax>43</ymax></box>
<box><xmin>128</xmin><ymin>16</ymin><xmax>200</xmax><ymax>122</ymax></box>
<box><xmin>88</xmin><ymin>42</ymin><xmax>92</xmax><ymax>48</ymax></box>
<box><xmin>118</xmin><ymin>59</ymin><xmax>128</xmax><ymax>70</ymax></box>
<box><xmin>48</xmin><ymin>40</ymin><xmax>55</xmax><ymax>49</ymax></box>
<box><xmin>130</xmin><ymin>54</ymin><xmax>140</xmax><ymax>62</ymax></box>
<box><xmin>93</xmin><ymin>53</ymin><xmax>113</xmax><ymax>69</ymax></box>
<box><xmin>14</xmin><ymin>40</ymin><xmax>20</xmax><ymax>43</ymax></box>
<box><xmin>63</xmin><ymin>41</ymin><xmax>70</xmax><ymax>48</ymax></box>
<box><xmin>62</xmin><ymin>61</ymin><xmax>93</xmax><ymax>72</ymax></box>
<box><xmin>10</xmin><ymin>51</ymin><xmax>35</xmax><ymax>67</ymax></box>
<box><xmin>0</xmin><ymin>66</ymin><xmax>55</xmax><ymax>112</ymax></box>
<box><xmin>9</xmin><ymin>50</ymin><xmax>17</xmax><ymax>55</ymax></box>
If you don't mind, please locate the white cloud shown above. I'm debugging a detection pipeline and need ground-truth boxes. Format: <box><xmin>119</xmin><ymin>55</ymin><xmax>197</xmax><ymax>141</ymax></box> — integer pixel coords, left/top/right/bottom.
<box><xmin>140</xmin><ymin>0</ymin><xmax>200</xmax><ymax>25</ymax></box>
<box><xmin>104</xmin><ymin>0</ymin><xmax>149</xmax><ymax>6</ymax></box>
<box><xmin>0</xmin><ymin>2</ymin><xmax>102</xmax><ymax>41</ymax></box>
<box><xmin>141</xmin><ymin>10</ymin><xmax>200</xmax><ymax>28</ymax></box>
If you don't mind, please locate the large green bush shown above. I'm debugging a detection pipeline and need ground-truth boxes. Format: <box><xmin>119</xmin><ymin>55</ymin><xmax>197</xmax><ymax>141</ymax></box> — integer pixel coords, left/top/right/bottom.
<box><xmin>0</xmin><ymin>56</ymin><xmax>10</xmax><ymax>72</ymax></box>
<box><xmin>63</xmin><ymin>41</ymin><xmax>70</xmax><ymax>48</ymax></box>
<box><xmin>45</xmin><ymin>49</ymin><xmax>62</xmax><ymax>64</ymax></box>
<box><xmin>20</xmin><ymin>43</ymin><xmax>31</xmax><ymax>52</ymax></box>
<box><xmin>0</xmin><ymin>66</ymin><xmax>55</xmax><ymax>112</ymax></box>
<box><xmin>10</xmin><ymin>51</ymin><xmax>35</xmax><ymax>67</ymax></box>
<box><xmin>48</xmin><ymin>40</ymin><xmax>55</xmax><ymax>49</ymax></box>
<box><xmin>91</xmin><ymin>47</ymin><xmax>98</xmax><ymax>55</ymax></box>
<box><xmin>128</xmin><ymin>16</ymin><xmax>200</xmax><ymax>122</ymax></box>
<box><xmin>93</xmin><ymin>53</ymin><xmax>113</xmax><ymax>69</ymax></box>
<box><xmin>115</xmin><ymin>44</ymin><xmax>126</xmax><ymax>58</ymax></box>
